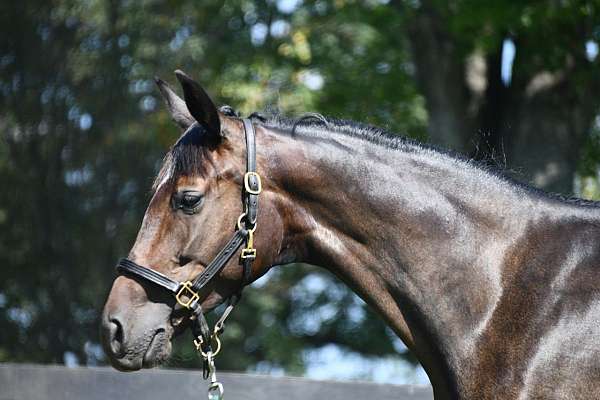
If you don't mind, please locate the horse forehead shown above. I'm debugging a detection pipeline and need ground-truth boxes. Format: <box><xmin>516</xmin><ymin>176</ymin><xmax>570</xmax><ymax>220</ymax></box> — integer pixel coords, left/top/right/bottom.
<box><xmin>174</xmin><ymin>175</ymin><xmax>206</xmax><ymax>188</ymax></box>
<box><xmin>153</xmin><ymin>174</ymin><xmax>205</xmax><ymax>202</ymax></box>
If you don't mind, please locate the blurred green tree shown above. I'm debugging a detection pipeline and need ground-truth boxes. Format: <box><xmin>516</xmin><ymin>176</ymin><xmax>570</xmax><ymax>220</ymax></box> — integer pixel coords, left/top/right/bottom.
<box><xmin>0</xmin><ymin>0</ymin><xmax>599</xmax><ymax>382</ymax></box>
<box><xmin>393</xmin><ymin>0</ymin><xmax>600</xmax><ymax>193</ymax></box>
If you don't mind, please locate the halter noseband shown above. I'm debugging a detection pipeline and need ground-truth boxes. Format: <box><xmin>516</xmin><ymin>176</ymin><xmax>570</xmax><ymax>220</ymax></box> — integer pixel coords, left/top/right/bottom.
<box><xmin>115</xmin><ymin>118</ymin><xmax>261</xmax><ymax>359</ymax></box>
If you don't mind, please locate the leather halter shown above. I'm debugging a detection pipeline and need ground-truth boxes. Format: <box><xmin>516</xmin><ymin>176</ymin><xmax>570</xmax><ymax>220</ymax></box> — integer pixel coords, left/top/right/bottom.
<box><xmin>115</xmin><ymin>118</ymin><xmax>261</xmax><ymax>356</ymax></box>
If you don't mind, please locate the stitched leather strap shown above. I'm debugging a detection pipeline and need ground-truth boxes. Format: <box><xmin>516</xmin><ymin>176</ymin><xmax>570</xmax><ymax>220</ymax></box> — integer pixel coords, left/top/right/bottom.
<box><xmin>191</xmin><ymin>229</ymin><xmax>248</xmax><ymax>292</ymax></box>
<box><xmin>243</xmin><ymin>119</ymin><xmax>259</xmax><ymax>225</ymax></box>
<box><xmin>117</xmin><ymin>222</ymin><xmax>249</xmax><ymax>296</ymax></box>
<box><xmin>117</xmin><ymin>258</ymin><xmax>180</xmax><ymax>293</ymax></box>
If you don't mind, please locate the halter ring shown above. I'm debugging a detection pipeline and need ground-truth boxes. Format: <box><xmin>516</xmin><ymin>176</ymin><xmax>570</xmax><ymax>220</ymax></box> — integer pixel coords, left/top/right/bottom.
<box><xmin>237</xmin><ymin>213</ymin><xmax>257</xmax><ymax>233</ymax></box>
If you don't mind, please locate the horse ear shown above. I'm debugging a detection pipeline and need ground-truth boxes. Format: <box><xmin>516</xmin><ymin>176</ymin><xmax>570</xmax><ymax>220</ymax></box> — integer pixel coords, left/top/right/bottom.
<box><xmin>154</xmin><ymin>77</ymin><xmax>195</xmax><ymax>130</ymax></box>
<box><xmin>174</xmin><ymin>70</ymin><xmax>221</xmax><ymax>138</ymax></box>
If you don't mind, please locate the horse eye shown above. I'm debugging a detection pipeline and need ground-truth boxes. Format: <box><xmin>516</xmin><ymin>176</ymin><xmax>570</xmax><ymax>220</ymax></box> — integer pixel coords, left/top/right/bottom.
<box><xmin>182</xmin><ymin>194</ymin><xmax>201</xmax><ymax>207</ymax></box>
<box><xmin>173</xmin><ymin>191</ymin><xmax>203</xmax><ymax>213</ymax></box>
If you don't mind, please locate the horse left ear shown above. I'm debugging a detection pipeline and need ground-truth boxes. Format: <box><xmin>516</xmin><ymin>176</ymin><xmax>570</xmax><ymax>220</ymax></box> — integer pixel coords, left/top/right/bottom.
<box><xmin>174</xmin><ymin>70</ymin><xmax>221</xmax><ymax>138</ymax></box>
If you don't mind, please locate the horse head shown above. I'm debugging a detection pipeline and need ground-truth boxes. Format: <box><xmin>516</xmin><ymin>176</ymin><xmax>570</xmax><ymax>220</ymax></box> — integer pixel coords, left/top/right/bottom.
<box><xmin>100</xmin><ymin>71</ymin><xmax>286</xmax><ymax>370</ymax></box>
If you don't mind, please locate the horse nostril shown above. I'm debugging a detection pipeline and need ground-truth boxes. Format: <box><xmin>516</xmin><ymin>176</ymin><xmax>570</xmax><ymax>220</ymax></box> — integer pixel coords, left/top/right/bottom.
<box><xmin>108</xmin><ymin>318</ymin><xmax>124</xmax><ymax>357</ymax></box>
<box><xmin>178</xmin><ymin>255</ymin><xmax>192</xmax><ymax>266</ymax></box>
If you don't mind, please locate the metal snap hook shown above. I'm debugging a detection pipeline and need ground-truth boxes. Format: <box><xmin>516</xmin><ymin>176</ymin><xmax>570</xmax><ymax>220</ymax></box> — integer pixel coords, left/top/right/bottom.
<box><xmin>208</xmin><ymin>381</ymin><xmax>224</xmax><ymax>400</ymax></box>
<box><xmin>194</xmin><ymin>335</ymin><xmax>222</xmax><ymax>358</ymax></box>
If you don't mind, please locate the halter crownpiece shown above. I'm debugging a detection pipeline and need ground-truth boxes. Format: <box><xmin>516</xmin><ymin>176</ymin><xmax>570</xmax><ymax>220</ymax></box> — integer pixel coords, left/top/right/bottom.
<box><xmin>115</xmin><ymin>118</ymin><xmax>261</xmax><ymax>398</ymax></box>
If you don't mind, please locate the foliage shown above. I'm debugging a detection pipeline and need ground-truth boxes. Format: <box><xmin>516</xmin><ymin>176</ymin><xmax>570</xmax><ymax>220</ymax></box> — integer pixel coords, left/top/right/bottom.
<box><xmin>0</xmin><ymin>0</ymin><xmax>421</xmax><ymax>375</ymax></box>
<box><xmin>0</xmin><ymin>0</ymin><xmax>599</xmax><ymax>381</ymax></box>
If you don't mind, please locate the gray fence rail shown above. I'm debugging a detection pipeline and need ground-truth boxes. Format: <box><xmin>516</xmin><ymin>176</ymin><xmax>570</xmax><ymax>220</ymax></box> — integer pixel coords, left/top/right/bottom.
<box><xmin>0</xmin><ymin>363</ymin><xmax>433</xmax><ymax>400</ymax></box>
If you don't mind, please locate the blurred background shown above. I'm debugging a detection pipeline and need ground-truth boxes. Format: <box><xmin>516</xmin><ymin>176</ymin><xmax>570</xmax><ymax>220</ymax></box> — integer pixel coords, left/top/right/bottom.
<box><xmin>1</xmin><ymin>0</ymin><xmax>600</xmax><ymax>386</ymax></box>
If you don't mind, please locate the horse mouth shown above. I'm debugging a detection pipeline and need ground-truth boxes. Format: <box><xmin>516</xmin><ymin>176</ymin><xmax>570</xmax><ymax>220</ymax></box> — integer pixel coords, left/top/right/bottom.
<box><xmin>142</xmin><ymin>329</ymin><xmax>170</xmax><ymax>368</ymax></box>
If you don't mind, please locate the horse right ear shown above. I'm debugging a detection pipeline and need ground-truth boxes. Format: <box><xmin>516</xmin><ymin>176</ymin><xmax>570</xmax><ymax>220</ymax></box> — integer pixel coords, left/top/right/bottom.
<box><xmin>174</xmin><ymin>70</ymin><xmax>221</xmax><ymax>139</ymax></box>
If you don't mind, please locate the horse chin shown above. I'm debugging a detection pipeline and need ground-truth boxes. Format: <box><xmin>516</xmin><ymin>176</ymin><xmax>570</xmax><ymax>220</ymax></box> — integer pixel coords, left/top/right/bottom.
<box><xmin>141</xmin><ymin>329</ymin><xmax>172</xmax><ymax>368</ymax></box>
<box><xmin>109</xmin><ymin>328</ymin><xmax>173</xmax><ymax>371</ymax></box>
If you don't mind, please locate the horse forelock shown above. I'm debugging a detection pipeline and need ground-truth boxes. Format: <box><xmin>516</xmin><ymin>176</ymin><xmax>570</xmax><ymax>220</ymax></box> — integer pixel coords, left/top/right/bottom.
<box><xmin>152</xmin><ymin>123</ymin><xmax>215</xmax><ymax>192</ymax></box>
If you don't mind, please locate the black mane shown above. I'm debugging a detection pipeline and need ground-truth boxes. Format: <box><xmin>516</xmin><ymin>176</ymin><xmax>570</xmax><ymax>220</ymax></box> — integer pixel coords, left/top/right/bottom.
<box><xmin>152</xmin><ymin>123</ymin><xmax>215</xmax><ymax>191</ymax></box>
<box><xmin>252</xmin><ymin>110</ymin><xmax>600</xmax><ymax>208</ymax></box>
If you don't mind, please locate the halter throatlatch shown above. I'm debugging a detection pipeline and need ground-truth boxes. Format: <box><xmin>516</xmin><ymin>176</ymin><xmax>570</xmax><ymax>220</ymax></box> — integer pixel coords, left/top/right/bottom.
<box><xmin>115</xmin><ymin>118</ymin><xmax>261</xmax><ymax>399</ymax></box>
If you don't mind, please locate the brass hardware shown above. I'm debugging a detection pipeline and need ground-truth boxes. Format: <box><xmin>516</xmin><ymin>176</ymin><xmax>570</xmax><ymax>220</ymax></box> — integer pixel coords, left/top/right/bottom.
<box><xmin>194</xmin><ymin>335</ymin><xmax>222</xmax><ymax>357</ymax></box>
<box><xmin>241</xmin><ymin>248</ymin><xmax>256</xmax><ymax>259</ymax></box>
<box><xmin>175</xmin><ymin>281</ymin><xmax>199</xmax><ymax>309</ymax></box>
<box><xmin>236</xmin><ymin>213</ymin><xmax>246</xmax><ymax>231</ymax></box>
<box><xmin>241</xmin><ymin>230</ymin><xmax>256</xmax><ymax>259</ymax></box>
<box><xmin>244</xmin><ymin>172</ymin><xmax>262</xmax><ymax>195</ymax></box>
<box><xmin>206</xmin><ymin>352</ymin><xmax>223</xmax><ymax>400</ymax></box>
<box><xmin>236</xmin><ymin>213</ymin><xmax>257</xmax><ymax>233</ymax></box>
<box><xmin>207</xmin><ymin>382</ymin><xmax>224</xmax><ymax>400</ymax></box>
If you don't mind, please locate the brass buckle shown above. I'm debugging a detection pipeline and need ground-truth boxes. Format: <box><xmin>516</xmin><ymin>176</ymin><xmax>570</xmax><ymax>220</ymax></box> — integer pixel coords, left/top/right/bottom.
<box><xmin>240</xmin><ymin>229</ymin><xmax>256</xmax><ymax>259</ymax></box>
<box><xmin>241</xmin><ymin>248</ymin><xmax>257</xmax><ymax>259</ymax></box>
<box><xmin>244</xmin><ymin>172</ymin><xmax>262</xmax><ymax>195</ymax></box>
<box><xmin>176</xmin><ymin>281</ymin><xmax>199</xmax><ymax>309</ymax></box>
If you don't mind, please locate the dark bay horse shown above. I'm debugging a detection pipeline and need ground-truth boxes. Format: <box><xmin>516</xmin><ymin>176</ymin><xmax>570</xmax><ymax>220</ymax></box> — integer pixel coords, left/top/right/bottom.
<box><xmin>101</xmin><ymin>71</ymin><xmax>600</xmax><ymax>400</ymax></box>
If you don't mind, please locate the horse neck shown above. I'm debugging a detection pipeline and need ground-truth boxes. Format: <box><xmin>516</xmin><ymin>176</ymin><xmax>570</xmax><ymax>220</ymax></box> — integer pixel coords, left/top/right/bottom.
<box><xmin>257</xmin><ymin>124</ymin><xmax>545</xmax><ymax>394</ymax></box>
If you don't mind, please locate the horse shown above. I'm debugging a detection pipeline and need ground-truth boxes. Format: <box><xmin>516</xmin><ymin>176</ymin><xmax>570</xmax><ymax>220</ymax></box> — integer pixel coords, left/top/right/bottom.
<box><xmin>101</xmin><ymin>70</ymin><xmax>600</xmax><ymax>400</ymax></box>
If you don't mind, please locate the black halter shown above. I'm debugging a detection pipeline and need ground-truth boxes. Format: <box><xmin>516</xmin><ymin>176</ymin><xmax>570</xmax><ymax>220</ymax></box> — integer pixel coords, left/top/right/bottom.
<box><xmin>115</xmin><ymin>118</ymin><xmax>261</xmax><ymax>358</ymax></box>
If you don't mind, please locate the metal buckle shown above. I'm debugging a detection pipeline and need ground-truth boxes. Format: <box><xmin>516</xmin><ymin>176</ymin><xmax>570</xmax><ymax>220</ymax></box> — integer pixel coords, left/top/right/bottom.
<box><xmin>208</xmin><ymin>381</ymin><xmax>224</xmax><ymax>400</ymax></box>
<box><xmin>244</xmin><ymin>172</ymin><xmax>262</xmax><ymax>195</ymax></box>
<box><xmin>241</xmin><ymin>248</ymin><xmax>256</xmax><ymax>259</ymax></box>
<box><xmin>176</xmin><ymin>281</ymin><xmax>199</xmax><ymax>309</ymax></box>
<box><xmin>240</xmin><ymin>229</ymin><xmax>256</xmax><ymax>259</ymax></box>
